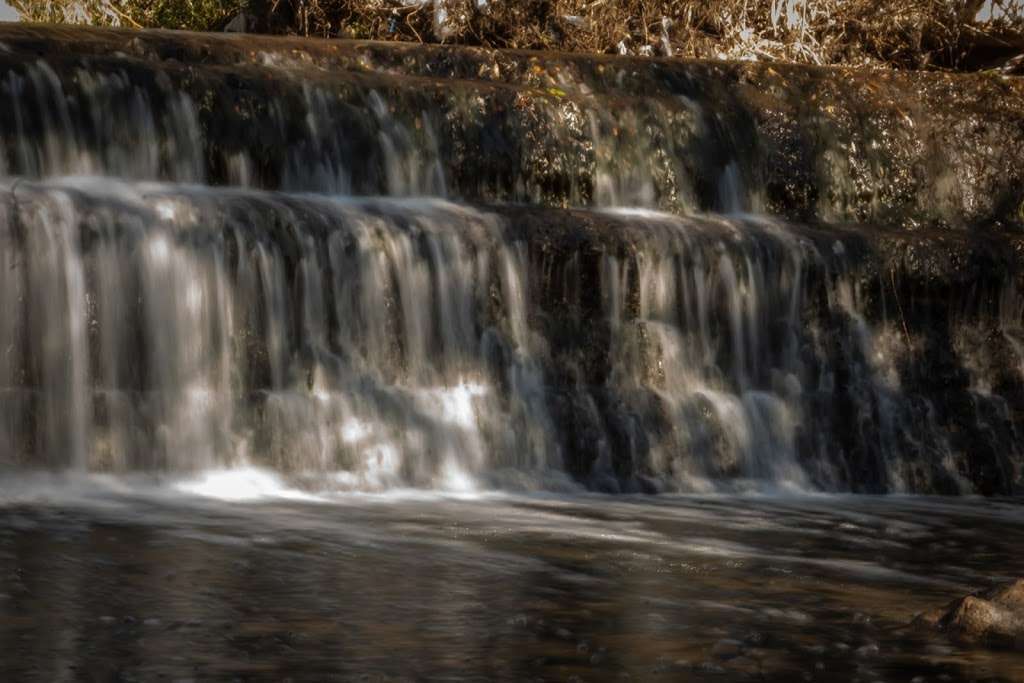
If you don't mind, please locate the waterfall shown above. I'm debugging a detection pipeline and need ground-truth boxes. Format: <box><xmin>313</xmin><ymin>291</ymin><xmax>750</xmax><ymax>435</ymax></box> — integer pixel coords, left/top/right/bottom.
<box><xmin>0</xmin><ymin>25</ymin><xmax>1021</xmax><ymax>494</ymax></box>
<box><xmin>0</xmin><ymin>182</ymin><xmax>566</xmax><ymax>490</ymax></box>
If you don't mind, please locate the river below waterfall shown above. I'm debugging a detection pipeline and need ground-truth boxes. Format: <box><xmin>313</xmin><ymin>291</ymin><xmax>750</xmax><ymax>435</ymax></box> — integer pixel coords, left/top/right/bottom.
<box><xmin>3</xmin><ymin>477</ymin><xmax>1024</xmax><ymax>681</ymax></box>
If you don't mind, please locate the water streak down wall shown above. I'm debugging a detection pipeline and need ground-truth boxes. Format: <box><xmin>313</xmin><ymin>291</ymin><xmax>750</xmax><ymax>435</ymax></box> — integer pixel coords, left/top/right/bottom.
<box><xmin>0</xmin><ymin>25</ymin><xmax>1022</xmax><ymax>493</ymax></box>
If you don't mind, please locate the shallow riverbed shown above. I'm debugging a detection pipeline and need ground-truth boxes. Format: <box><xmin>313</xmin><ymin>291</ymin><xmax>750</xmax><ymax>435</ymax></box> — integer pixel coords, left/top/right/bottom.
<box><xmin>2</xmin><ymin>473</ymin><xmax>1024</xmax><ymax>682</ymax></box>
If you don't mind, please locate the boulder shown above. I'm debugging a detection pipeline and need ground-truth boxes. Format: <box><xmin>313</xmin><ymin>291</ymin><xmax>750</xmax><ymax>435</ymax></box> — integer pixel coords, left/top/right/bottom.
<box><xmin>916</xmin><ymin>579</ymin><xmax>1024</xmax><ymax>650</ymax></box>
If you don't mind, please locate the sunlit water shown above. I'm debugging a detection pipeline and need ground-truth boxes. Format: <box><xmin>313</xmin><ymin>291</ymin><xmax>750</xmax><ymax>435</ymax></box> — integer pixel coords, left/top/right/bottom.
<box><xmin>2</xmin><ymin>475</ymin><xmax>1023</xmax><ymax>681</ymax></box>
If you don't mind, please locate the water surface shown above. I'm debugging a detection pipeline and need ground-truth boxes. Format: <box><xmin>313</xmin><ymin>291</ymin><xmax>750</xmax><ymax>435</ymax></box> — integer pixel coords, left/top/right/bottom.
<box><xmin>3</xmin><ymin>475</ymin><xmax>1023</xmax><ymax>681</ymax></box>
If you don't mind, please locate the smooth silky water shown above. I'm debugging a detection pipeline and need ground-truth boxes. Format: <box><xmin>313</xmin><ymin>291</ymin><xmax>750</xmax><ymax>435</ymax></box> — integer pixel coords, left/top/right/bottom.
<box><xmin>2</xmin><ymin>479</ymin><xmax>1024</xmax><ymax>681</ymax></box>
<box><xmin>2</xmin><ymin>24</ymin><xmax>1024</xmax><ymax>682</ymax></box>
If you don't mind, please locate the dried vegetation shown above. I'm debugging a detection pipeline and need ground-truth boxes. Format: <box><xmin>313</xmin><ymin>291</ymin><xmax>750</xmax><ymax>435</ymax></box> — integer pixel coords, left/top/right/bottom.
<box><xmin>11</xmin><ymin>0</ymin><xmax>1024</xmax><ymax>70</ymax></box>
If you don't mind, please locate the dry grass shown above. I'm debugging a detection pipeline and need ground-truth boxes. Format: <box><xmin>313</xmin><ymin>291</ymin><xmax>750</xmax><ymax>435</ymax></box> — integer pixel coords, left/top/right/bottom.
<box><xmin>12</xmin><ymin>0</ymin><xmax>1024</xmax><ymax>70</ymax></box>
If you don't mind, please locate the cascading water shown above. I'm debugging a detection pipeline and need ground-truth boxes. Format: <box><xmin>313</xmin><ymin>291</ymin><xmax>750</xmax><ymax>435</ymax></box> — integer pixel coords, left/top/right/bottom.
<box><xmin>0</xmin><ymin>25</ymin><xmax>1022</xmax><ymax>494</ymax></box>
<box><xmin>0</xmin><ymin>182</ymin><xmax>564</xmax><ymax>490</ymax></box>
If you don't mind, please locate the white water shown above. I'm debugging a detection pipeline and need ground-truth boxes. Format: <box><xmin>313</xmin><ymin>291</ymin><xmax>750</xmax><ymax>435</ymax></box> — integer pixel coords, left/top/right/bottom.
<box><xmin>1</xmin><ymin>179</ymin><xmax>1020</xmax><ymax>492</ymax></box>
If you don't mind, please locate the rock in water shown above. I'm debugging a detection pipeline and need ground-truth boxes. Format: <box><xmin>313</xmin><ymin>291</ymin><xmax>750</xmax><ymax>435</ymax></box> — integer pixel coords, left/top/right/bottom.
<box><xmin>988</xmin><ymin>579</ymin><xmax>1024</xmax><ymax>610</ymax></box>
<box><xmin>916</xmin><ymin>579</ymin><xmax>1024</xmax><ymax>649</ymax></box>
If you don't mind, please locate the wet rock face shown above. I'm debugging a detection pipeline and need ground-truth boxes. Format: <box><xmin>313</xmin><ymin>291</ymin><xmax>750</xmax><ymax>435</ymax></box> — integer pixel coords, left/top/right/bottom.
<box><xmin>0</xmin><ymin>24</ymin><xmax>1023</xmax><ymax>231</ymax></box>
<box><xmin>918</xmin><ymin>580</ymin><xmax>1024</xmax><ymax>649</ymax></box>
<box><xmin>524</xmin><ymin>212</ymin><xmax>1024</xmax><ymax>494</ymax></box>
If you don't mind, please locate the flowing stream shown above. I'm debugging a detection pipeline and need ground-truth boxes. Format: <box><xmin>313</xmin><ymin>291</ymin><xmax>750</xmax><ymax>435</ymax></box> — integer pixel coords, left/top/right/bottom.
<box><xmin>2</xmin><ymin>480</ymin><xmax>1024</xmax><ymax>680</ymax></box>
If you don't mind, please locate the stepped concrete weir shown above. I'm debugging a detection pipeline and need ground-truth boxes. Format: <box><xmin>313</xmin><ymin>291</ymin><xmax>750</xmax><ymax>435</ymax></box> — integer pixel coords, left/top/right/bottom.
<box><xmin>0</xmin><ymin>23</ymin><xmax>1022</xmax><ymax>493</ymax></box>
